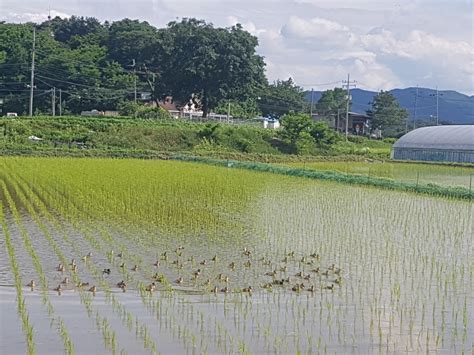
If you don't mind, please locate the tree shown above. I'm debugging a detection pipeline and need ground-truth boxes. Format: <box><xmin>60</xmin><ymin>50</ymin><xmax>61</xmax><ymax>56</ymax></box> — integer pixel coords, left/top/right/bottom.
<box><xmin>258</xmin><ymin>78</ymin><xmax>307</xmax><ymax>117</ymax></box>
<box><xmin>161</xmin><ymin>19</ymin><xmax>266</xmax><ymax>117</ymax></box>
<box><xmin>367</xmin><ymin>91</ymin><xmax>408</xmax><ymax>135</ymax></box>
<box><xmin>315</xmin><ymin>88</ymin><xmax>347</xmax><ymax>117</ymax></box>
<box><xmin>213</xmin><ymin>98</ymin><xmax>261</xmax><ymax>119</ymax></box>
<box><xmin>279</xmin><ymin>113</ymin><xmax>315</xmax><ymax>154</ymax></box>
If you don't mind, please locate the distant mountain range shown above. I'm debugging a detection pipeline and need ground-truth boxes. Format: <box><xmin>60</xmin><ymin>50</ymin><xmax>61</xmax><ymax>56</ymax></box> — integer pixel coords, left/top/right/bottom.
<box><xmin>305</xmin><ymin>87</ymin><xmax>474</xmax><ymax>125</ymax></box>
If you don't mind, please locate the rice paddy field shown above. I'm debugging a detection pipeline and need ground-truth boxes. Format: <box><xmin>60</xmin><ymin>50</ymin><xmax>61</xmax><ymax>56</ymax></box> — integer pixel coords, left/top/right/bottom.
<box><xmin>0</xmin><ymin>156</ymin><xmax>472</xmax><ymax>354</ymax></box>
<box><xmin>281</xmin><ymin>161</ymin><xmax>473</xmax><ymax>189</ymax></box>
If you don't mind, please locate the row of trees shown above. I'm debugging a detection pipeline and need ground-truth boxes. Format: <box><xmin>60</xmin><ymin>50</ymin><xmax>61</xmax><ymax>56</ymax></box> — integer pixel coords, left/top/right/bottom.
<box><xmin>0</xmin><ymin>17</ymin><xmax>309</xmax><ymax>118</ymax></box>
<box><xmin>0</xmin><ymin>16</ymin><xmax>407</xmax><ymax>134</ymax></box>
<box><xmin>0</xmin><ymin>17</ymin><xmax>268</xmax><ymax>117</ymax></box>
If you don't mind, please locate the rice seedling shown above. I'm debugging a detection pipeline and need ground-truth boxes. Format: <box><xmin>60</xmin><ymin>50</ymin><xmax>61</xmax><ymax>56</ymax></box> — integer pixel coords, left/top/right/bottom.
<box><xmin>0</xmin><ymin>156</ymin><xmax>472</xmax><ymax>354</ymax></box>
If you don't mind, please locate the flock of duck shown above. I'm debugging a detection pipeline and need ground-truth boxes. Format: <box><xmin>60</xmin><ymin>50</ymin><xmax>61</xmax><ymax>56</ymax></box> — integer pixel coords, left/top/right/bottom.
<box><xmin>26</xmin><ymin>247</ymin><xmax>343</xmax><ymax>296</ymax></box>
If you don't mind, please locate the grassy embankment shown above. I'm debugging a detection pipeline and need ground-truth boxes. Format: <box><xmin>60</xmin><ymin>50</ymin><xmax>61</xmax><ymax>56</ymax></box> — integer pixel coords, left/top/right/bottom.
<box><xmin>0</xmin><ymin>115</ymin><xmax>391</xmax><ymax>161</ymax></box>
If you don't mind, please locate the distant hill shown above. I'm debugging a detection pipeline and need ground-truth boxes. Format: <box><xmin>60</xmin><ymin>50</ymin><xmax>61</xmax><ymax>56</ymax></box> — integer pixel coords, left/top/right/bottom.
<box><xmin>306</xmin><ymin>88</ymin><xmax>474</xmax><ymax>125</ymax></box>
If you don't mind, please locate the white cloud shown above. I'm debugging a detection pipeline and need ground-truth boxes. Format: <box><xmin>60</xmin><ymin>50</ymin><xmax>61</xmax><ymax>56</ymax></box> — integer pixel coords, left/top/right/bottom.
<box><xmin>4</xmin><ymin>10</ymin><xmax>70</xmax><ymax>23</ymax></box>
<box><xmin>1</xmin><ymin>0</ymin><xmax>473</xmax><ymax>94</ymax></box>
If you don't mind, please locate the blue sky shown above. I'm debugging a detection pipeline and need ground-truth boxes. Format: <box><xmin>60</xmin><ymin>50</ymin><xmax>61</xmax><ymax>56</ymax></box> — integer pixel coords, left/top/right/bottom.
<box><xmin>1</xmin><ymin>0</ymin><xmax>473</xmax><ymax>94</ymax></box>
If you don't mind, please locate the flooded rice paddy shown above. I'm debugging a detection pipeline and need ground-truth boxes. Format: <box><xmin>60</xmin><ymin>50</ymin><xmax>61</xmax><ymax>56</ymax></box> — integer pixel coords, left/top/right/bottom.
<box><xmin>282</xmin><ymin>161</ymin><xmax>473</xmax><ymax>189</ymax></box>
<box><xmin>0</xmin><ymin>157</ymin><xmax>473</xmax><ymax>354</ymax></box>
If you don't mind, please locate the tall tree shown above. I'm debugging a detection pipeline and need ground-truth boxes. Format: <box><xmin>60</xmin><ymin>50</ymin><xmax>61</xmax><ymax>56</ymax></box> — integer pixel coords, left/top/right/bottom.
<box><xmin>161</xmin><ymin>19</ymin><xmax>266</xmax><ymax>117</ymax></box>
<box><xmin>315</xmin><ymin>88</ymin><xmax>347</xmax><ymax>117</ymax></box>
<box><xmin>367</xmin><ymin>91</ymin><xmax>408</xmax><ymax>134</ymax></box>
<box><xmin>258</xmin><ymin>78</ymin><xmax>307</xmax><ymax>118</ymax></box>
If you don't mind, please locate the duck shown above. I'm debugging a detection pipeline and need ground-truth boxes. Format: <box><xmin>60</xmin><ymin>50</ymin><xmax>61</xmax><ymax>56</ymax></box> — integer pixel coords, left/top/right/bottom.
<box><xmin>145</xmin><ymin>282</ymin><xmax>156</xmax><ymax>292</ymax></box>
<box><xmin>89</xmin><ymin>285</ymin><xmax>97</xmax><ymax>293</ymax></box>
<box><xmin>291</xmin><ymin>284</ymin><xmax>302</xmax><ymax>292</ymax></box>
<box><xmin>311</xmin><ymin>267</ymin><xmax>320</xmax><ymax>274</ymax></box>
<box><xmin>287</xmin><ymin>251</ymin><xmax>295</xmax><ymax>257</ymax></box>
<box><xmin>242</xmin><ymin>286</ymin><xmax>252</xmax><ymax>293</ymax></box>
<box><xmin>103</xmin><ymin>268</ymin><xmax>111</xmax><ymax>275</ymax></box>
<box><xmin>175</xmin><ymin>277</ymin><xmax>183</xmax><ymax>284</ymax></box>
<box><xmin>61</xmin><ymin>277</ymin><xmax>69</xmax><ymax>285</ymax></box>
<box><xmin>295</xmin><ymin>271</ymin><xmax>303</xmax><ymax>278</ymax></box>
<box><xmin>153</xmin><ymin>260</ymin><xmax>160</xmax><ymax>267</ymax></box>
<box><xmin>303</xmin><ymin>274</ymin><xmax>311</xmax><ymax>280</ymax></box>
<box><xmin>54</xmin><ymin>284</ymin><xmax>62</xmax><ymax>292</ymax></box>
<box><xmin>87</xmin><ymin>252</ymin><xmax>93</xmax><ymax>258</ymax></box>
<box><xmin>242</xmin><ymin>248</ymin><xmax>251</xmax><ymax>257</ymax></box>
<box><xmin>262</xmin><ymin>283</ymin><xmax>273</xmax><ymax>290</ymax></box>
<box><xmin>228</xmin><ymin>262</ymin><xmax>236</xmax><ymax>270</ymax></box>
<box><xmin>193</xmin><ymin>269</ymin><xmax>202</xmax><ymax>279</ymax></box>
<box><xmin>152</xmin><ymin>273</ymin><xmax>165</xmax><ymax>283</ymax></box>
<box><xmin>300</xmin><ymin>256</ymin><xmax>307</xmax><ymax>263</ymax></box>
<box><xmin>323</xmin><ymin>284</ymin><xmax>334</xmax><ymax>290</ymax></box>
<box><xmin>279</xmin><ymin>266</ymin><xmax>287</xmax><ymax>272</ymax></box>
<box><xmin>309</xmin><ymin>253</ymin><xmax>320</xmax><ymax>260</ymax></box>
<box><xmin>117</xmin><ymin>252</ymin><xmax>123</xmax><ymax>258</ymax></box>
<box><xmin>212</xmin><ymin>286</ymin><xmax>218</xmax><ymax>294</ymax></box>
<box><xmin>203</xmin><ymin>279</ymin><xmax>211</xmax><ymax>287</ymax></box>
<box><xmin>220</xmin><ymin>286</ymin><xmax>230</xmax><ymax>293</ymax></box>
<box><xmin>57</xmin><ymin>264</ymin><xmax>65</xmax><ymax>272</ymax></box>
<box><xmin>131</xmin><ymin>265</ymin><xmax>139</xmax><ymax>272</ymax></box>
<box><xmin>211</xmin><ymin>255</ymin><xmax>218</xmax><ymax>262</ymax></box>
<box><xmin>71</xmin><ymin>264</ymin><xmax>78</xmax><ymax>272</ymax></box>
<box><xmin>273</xmin><ymin>279</ymin><xmax>284</xmax><ymax>285</ymax></box>
<box><xmin>76</xmin><ymin>282</ymin><xmax>89</xmax><ymax>287</ymax></box>
<box><xmin>117</xmin><ymin>280</ymin><xmax>126</xmax><ymax>288</ymax></box>
<box><xmin>199</xmin><ymin>260</ymin><xmax>207</xmax><ymax>266</ymax></box>
<box><xmin>27</xmin><ymin>280</ymin><xmax>35</xmax><ymax>288</ymax></box>
<box><xmin>307</xmin><ymin>285</ymin><xmax>315</xmax><ymax>293</ymax></box>
<box><xmin>244</xmin><ymin>260</ymin><xmax>252</xmax><ymax>268</ymax></box>
<box><xmin>70</xmin><ymin>259</ymin><xmax>76</xmax><ymax>267</ymax></box>
<box><xmin>161</xmin><ymin>252</ymin><xmax>168</xmax><ymax>260</ymax></box>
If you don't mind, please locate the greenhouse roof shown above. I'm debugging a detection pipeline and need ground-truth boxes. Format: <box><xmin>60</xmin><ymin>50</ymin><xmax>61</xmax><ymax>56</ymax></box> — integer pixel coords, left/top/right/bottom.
<box><xmin>393</xmin><ymin>125</ymin><xmax>474</xmax><ymax>151</ymax></box>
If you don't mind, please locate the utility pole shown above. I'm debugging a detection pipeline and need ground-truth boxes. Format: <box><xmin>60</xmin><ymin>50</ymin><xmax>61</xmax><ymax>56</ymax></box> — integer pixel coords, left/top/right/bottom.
<box><xmin>132</xmin><ymin>59</ymin><xmax>137</xmax><ymax>104</ymax></box>
<box><xmin>310</xmin><ymin>88</ymin><xmax>314</xmax><ymax>117</ymax></box>
<box><xmin>227</xmin><ymin>101</ymin><xmax>231</xmax><ymax>121</ymax></box>
<box><xmin>51</xmin><ymin>87</ymin><xmax>56</xmax><ymax>116</ymax></box>
<box><xmin>29</xmin><ymin>26</ymin><xmax>36</xmax><ymax>117</ymax></box>
<box><xmin>59</xmin><ymin>89</ymin><xmax>62</xmax><ymax>116</ymax></box>
<box><xmin>436</xmin><ymin>86</ymin><xmax>439</xmax><ymax>125</ymax></box>
<box><xmin>342</xmin><ymin>74</ymin><xmax>356</xmax><ymax>139</ymax></box>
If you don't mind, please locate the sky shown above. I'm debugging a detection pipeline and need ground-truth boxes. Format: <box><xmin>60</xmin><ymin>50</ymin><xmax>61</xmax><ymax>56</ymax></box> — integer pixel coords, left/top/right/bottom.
<box><xmin>1</xmin><ymin>0</ymin><xmax>473</xmax><ymax>95</ymax></box>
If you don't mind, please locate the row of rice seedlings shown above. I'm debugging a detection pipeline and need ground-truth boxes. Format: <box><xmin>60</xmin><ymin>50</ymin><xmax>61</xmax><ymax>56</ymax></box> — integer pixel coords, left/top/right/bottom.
<box><xmin>0</xmin><ymin>179</ymin><xmax>74</xmax><ymax>354</ymax></box>
<box><xmin>7</xmin><ymin>167</ymin><xmax>148</xmax><ymax>354</ymax></box>
<box><xmin>8</xmin><ymin>159</ymin><xmax>360</xmax><ymax>354</ymax></box>
<box><xmin>0</xmin><ymin>200</ymin><xmax>35</xmax><ymax>354</ymax></box>
<box><xmin>283</xmin><ymin>161</ymin><xmax>474</xmax><ymax>189</ymax></box>
<box><xmin>254</xmin><ymin>179</ymin><xmax>472</xmax><ymax>352</ymax></box>
<box><xmin>27</xmin><ymin>167</ymin><xmax>248</xmax><ymax>354</ymax></box>
<box><xmin>3</xmin><ymin>167</ymin><xmax>131</xmax><ymax>354</ymax></box>
<box><xmin>18</xmin><ymin>173</ymin><xmax>164</xmax><ymax>354</ymax></box>
<box><xmin>10</xmin><ymin>161</ymin><xmax>241</xmax><ymax>354</ymax></box>
<box><xmin>3</xmin><ymin>157</ymin><xmax>472</xmax><ymax>353</ymax></box>
<box><xmin>6</xmin><ymin>157</ymin><xmax>259</xmax><ymax>235</ymax></box>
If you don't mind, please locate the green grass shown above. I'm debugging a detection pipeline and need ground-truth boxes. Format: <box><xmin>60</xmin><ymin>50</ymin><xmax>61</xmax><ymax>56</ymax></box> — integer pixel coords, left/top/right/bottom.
<box><xmin>280</xmin><ymin>161</ymin><xmax>474</xmax><ymax>189</ymax></box>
